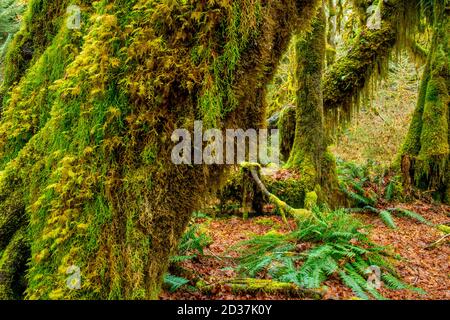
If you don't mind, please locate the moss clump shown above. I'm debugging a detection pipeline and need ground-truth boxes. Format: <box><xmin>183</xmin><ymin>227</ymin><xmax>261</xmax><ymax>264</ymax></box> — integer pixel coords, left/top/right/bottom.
<box><xmin>304</xmin><ymin>191</ymin><xmax>318</xmax><ymax>210</ymax></box>
<box><xmin>265</xmin><ymin>176</ymin><xmax>310</xmax><ymax>209</ymax></box>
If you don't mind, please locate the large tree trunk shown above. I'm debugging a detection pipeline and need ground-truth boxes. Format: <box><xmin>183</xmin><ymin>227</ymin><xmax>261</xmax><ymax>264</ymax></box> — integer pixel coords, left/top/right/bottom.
<box><xmin>0</xmin><ymin>0</ymin><xmax>320</xmax><ymax>299</ymax></box>
<box><xmin>284</xmin><ymin>4</ymin><xmax>339</xmax><ymax>204</ymax></box>
<box><xmin>401</xmin><ymin>4</ymin><xmax>449</xmax><ymax>203</ymax></box>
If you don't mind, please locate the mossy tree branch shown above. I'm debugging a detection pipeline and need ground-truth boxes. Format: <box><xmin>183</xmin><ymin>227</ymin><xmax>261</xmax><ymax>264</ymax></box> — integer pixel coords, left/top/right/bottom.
<box><xmin>0</xmin><ymin>0</ymin><xmax>322</xmax><ymax>299</ymax></box>
<box><xmin>322</xmin><ymin>0</ymin><xmax>405</xmax><ymax>123</ymax></box>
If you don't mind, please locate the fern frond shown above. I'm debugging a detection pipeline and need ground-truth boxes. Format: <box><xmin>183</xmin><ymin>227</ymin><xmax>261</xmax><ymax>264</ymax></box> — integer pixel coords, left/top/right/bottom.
<box><xmin>379</xmin><ymin>210</ymin><xmax>397</xmax><ymax>229</ymax></box>
<box><xmin>385</xmin><ymin>181</ymin><xmax>395</xmax><ymax>201</ymax></box>
<box><xmin>391</xmin><ymin>208</ymin><xmax>430</xmax><ymax>225</ymax></box>
<box><xmin>339</xmin><ymin>270</ymin><xmax>369</xmax><ymax>300</ymax></box>
<box><xmin>164</xmin><ymin>274</ymin><xmax>189</xmax><ymax>292</ymax></box>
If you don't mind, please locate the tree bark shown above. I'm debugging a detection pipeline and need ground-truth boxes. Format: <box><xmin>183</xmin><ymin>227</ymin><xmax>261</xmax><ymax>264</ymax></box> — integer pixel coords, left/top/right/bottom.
<box><xmin>401</xmin><ymin>4</ymin><xmax>450</xmax><ymax>202</ymax></box>
<box><xmin>286</xmin><ymin>4</ymin><xmax>339</xmax><ymax>204</ymax></box>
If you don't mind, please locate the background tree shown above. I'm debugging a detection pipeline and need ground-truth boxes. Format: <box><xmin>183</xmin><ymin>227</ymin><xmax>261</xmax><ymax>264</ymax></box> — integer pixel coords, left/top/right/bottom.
<box><xmin>0</xmin><ymin>0</ymin><xmax>24</xmax><ymax>79</ymax></box>
<box><xmin>401</xmin><ymin>1</ymin><xmax>449</xmax><ymax>202</ymax></box>
<box><xmin>286</xmin><ymin>4</ymin><xmax>339</xmax><ymax>204</ymax></box>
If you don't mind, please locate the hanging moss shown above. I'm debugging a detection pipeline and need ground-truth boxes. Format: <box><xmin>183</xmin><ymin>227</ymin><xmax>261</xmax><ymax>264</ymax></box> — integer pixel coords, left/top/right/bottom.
<box><xmin>0</xmin><ymin>0</ymin><xmax>321</xmax><ymax>300</ymax></box>
<box><xmin>321</xmin><ymin>0</ymin><xmax>428</xmax><ymax>127</ymax></box>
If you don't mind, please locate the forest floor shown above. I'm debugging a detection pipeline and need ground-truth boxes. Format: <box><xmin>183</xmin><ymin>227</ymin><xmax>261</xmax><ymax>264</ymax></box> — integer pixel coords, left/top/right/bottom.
<box><xmin>161</xmin><ymin>201</ymin><xmax>450</xmax><ymax>300</ymax></box>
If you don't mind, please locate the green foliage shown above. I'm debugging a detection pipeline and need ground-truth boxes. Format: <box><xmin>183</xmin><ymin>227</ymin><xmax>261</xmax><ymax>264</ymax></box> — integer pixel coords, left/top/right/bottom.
<box><xmin>390</xmin><ymin>208</ymin><xmax>431</xmax><ymax>226</ymax></box>
<box><xmin>0</xmin><ymin>0</ymin><xmax>322</xmax><ymax>299</ymax></box>
<box><xmin>0</xmin><ymin>0</ymin><xmax>25</xmax><ymax>73</ymax></box>
<box><xmin>379</xmin><ymin>210</ymin><xmax>397</xmax><ymax>229</ymax></box>
<box><xmin>174</xmin><ymin>223</ymin><xmax>211</xmax><ymax>261</ymax></box>
<box><xmin>164</xmin><ymin>221</ymin><xmax>211</xmax><ymax>292</ymax></box>
<box><xmin>235</xmin><ymin>208</ymin><xmax>420</xmax><ymax>300</ymax></box>
<box><xmin>163</xmin><ymin>274</ymin><xmax>190</xmax><ymax>293</ymax></box>
<box><xmin>337</xmin><ymin>159</ymin><xmax>430</xmax><ymax>228</ymax></box>
<box><xmin>337</xmin><ymin>159</ymin><xmax>378</xmax><ymax>206</ymax></box>
<box><xmin>266</xmin><ymin>39</ymin><xmax>297</xmax><ymax>117</ymax></box>
<box><xmin>0</xmin><ymin>0</ymin><xmax>22</xmax><ymax>32</ymax></box>
<box><xmin>331</xmin><ymin>55</ymin><xmax>420</xmax><ymax>165</ymax></box>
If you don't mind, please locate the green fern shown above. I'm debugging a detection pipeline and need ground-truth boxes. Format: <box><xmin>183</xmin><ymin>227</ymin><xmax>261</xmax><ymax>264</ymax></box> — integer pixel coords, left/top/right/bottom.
<box><xmin>177</xmin><ymin>223</ymin><xmax>211</xmax><ymax>256</ymax></box>
<box><xmin>338</xmin><ymin>160</ymin><xmax>429</xmax><ymax>229</ymax></box>
<box><xmin>385</xmin><ymin>181</ymin><xmax>395</xmax><ymax>201</ymax></box>
<box><xmin>163</xmin><ymin>274</ymin><xmax>190</xmax><ymax>292</ymax></box>
<box><xmin>391</xmin><ymin>208</ymin><xmax>431</xmax><ymax>225</ymax></box>
<box><xmin>236</xmin><ymin>208</ymin><xmax>417</xmax><ymax>300</ymax></box>
<box><xmin>164</xmin><ymin>221</ymin><xmax>212</xmax><ymax>292</ymax></box>
<box><xmin>379</xmin><ymin>210</ymin><xmax>397</xmax><ymax>229</ymax></box>
<box><xmin>339</xmin><ymin>270</ymin><xmax>369</xmax><ymax>300</ymax></box>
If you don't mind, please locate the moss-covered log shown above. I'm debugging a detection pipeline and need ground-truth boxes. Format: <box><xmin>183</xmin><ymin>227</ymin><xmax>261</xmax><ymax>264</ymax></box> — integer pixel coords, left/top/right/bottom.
<box><xmin>401</xmin><ymin>4</ymin><xmax>449</xmax><ymax>203</ymax></box>
<box><xmin>0</xmin><ymin>0</ymin><xmax>321</xmax><ymax>300</ymax></box>
<box><xmin>197</xmin><ymin>278</ymin><xmax>326</xmax><ymax>299</ymax></box>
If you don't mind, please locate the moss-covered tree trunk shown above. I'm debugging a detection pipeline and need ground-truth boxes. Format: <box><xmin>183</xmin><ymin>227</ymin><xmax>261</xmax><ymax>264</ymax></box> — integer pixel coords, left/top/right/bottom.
<box><xmin>285</xmin><ymin>5</ymin><xmax>338</xmax><ymax>203</ymax></box>
<box><xmin>0</xmin><ymin>0</ymin><xmax>320</xmax><ymax>300</ymax></box>
<box><xmin>401</xmin><ymin>4</ymin><xmax>449</xmax><ymax>203</ymax></box>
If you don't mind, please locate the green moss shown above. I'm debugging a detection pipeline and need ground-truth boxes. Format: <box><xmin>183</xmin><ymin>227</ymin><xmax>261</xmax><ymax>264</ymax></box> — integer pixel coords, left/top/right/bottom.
<box><xmin>0</xmin><ymin>24</ymin><xmax>84</xmax><ymax>168</ymax></box>
<box><xmin>0</xmin><ymin>0</ymin><xmax>322</xmax><ymax>299</ymax></box>
<box><xmin>278</xmin><ymin>105</ymin><xmax>296</xmax><ymax>162</ymax></box>
<box><xmin>304</xmin><ymin>191</ymin><xmax>318</xmax><ymax>210</ymax></box>
<box><xmin>266</xmin><ymin>177</ymin><xmax>309</xmax><ymax>209</ymax></box>
<box><xmin>0</xmin><ymin>226</ymin><xmax>29</xmax><ymax>299</ymax></box>
<box><xmin>400</xmin><ymin>5</ymin><xmax>449</xmax><ymax>200</ymax></box>
<box><xmin>198</xmin><ymin>278</ymin><xmax>324</xmax><ymax>299</ymax></box>
<box><xmin>1</xmin><ymin>0</ymin><xmax>72</xmax><ymax>91</ymax></box>
<box><xmin>323</xmin><ymin>0</ymin><xmax>414</xmax><ymax>125</ymax></box>
<box><xmin>282</xmin><ymin>5</ymin><xmax>339</xmax><ymax>205</ymax></box>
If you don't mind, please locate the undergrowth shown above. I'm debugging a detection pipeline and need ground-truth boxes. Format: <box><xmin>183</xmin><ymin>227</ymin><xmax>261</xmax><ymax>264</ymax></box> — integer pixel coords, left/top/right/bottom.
<box><xmin>337</xmin><ymin>159</ymin><xmax>431</xmax><ymax>229</ymax></box>
<box><xmin>235</xmin><ymin>208</ymin><xmax>425</xmax><ymax>300</ymax></box>
<box><xmin>164</xmin><ymin>215</ymin><xmax>212</xmax><ymax>292</ymax></box>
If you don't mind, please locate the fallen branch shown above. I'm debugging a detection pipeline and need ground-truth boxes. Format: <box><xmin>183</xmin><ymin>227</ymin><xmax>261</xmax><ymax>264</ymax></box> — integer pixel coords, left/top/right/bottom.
<box><xmin>426</xmin><ymin>234</ymin><xmax>450</xmax><ymax>249</ymax></box>
<box><xmin>197</xmin><ymin>278</ymin><xmax>326</xmax><ymax>299</ymax></box>
<box><xmin>242</xmin><ymin>163</ymin><xmax>312</xmax><ymax>224</ymax></box>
